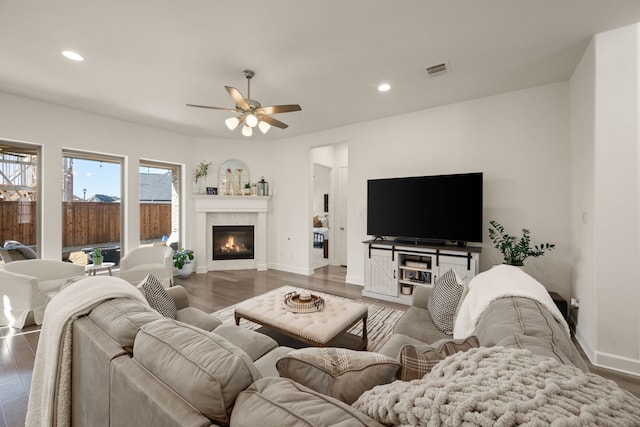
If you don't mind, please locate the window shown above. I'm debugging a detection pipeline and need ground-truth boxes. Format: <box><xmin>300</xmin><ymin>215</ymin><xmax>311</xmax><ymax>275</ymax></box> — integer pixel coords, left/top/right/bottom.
<box><xmin>62</xmin><ymin>151</ymin><xmax>122</xmax><ymax>265</ymax></box>
<box><xmin>0</xmin><ymin>141</ymin><xmax>39</xmax><ymax>263</ymax></box>
<box><xmin>139</xmin><ymin>160</ymin><xmax>181</xmax><ymax>250</ymax></box>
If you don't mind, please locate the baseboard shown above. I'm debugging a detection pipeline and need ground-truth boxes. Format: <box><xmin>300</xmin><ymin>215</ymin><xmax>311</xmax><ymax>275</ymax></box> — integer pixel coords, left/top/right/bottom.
<box><xmin>346</xmin><ymin>275</ymin><xmax>364</xmax><ymax>286</ymax></box>
<box><xmin>576</xmin><ymin>328</ymin><xmax>640</xmax><ymax>376</ymax></box>
<box><xmin>593</xmin><ymin>351</ymin><xmax>640</xmax><ymax>377</ymax></box>
<box><xmin>269</xmin><ymin>263</ymin><xmax>313</xmax><ymax>276</ymax></box>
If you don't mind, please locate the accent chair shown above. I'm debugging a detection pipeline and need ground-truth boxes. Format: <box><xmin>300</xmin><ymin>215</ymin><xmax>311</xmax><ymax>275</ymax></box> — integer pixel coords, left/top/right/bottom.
<box><xmin>0</xmin><ymin>259</ymin><xmax>85</xmax><ymax>328</ymax></box>
<box><xmin>119</xmin><ymin>246</ymin><xmax>174</xmax><ymax>288</ymax></box>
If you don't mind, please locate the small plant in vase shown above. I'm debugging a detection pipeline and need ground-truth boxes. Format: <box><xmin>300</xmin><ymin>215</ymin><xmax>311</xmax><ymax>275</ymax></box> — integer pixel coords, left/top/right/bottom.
<box><xmin>488</xmin><ymin>220</ymin><xmax>555</xmax><ymax>266</ymax></box>
<box><xmin>173</xmin><ymin>248</ymin><xmax>194</xmax><ymax>278</ymax></box>
<box><xmin>90</xmin><ymin>248</ymin><xmax>103</xmax><ymax>266</ymax></box>
<box><xmin>194</xmin><ymin>160</ymin><xmax>212</xmax><ymax>194</ymax></box>
<box><xmin>244</xmin><ymin>183</ymin><xmax>252</xmax><ymax>195</ymax></box>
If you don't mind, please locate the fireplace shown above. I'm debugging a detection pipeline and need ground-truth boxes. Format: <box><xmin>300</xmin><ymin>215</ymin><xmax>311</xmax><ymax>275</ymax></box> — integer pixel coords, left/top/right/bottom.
<box><xmin>212</xmin><ymin>225</ymin><xmax>255</xmax><ymax>260</ymax></box>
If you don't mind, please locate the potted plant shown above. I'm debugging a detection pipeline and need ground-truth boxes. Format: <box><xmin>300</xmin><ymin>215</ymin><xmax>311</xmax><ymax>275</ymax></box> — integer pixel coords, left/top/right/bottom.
<box><xmin>173</xmin><ymin>248</ymin><xmax>194</xmax><ymax>278</ymax></box>
<box><xmin>488</xmin><ymin>220</ymin><xmax>555</xmax><ymax>266</ymax></box>
<box><xmin>194</xmin><ymin>160</ymin><xmax>212</xmax><ymax>194</ymax></box>
<box><xmin>244</xmin><ymin>183</ymin><xmax>252</xmax><ymax>195</ymax></box>
<box><xmin>90</xmin><ymin>248</ymin><xmax>103</xmax><ymax>266</ymax></box>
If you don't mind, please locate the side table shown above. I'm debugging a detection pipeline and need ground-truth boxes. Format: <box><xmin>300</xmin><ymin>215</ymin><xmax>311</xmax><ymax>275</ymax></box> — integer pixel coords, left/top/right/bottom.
<box><xmin>85</xmin><ymin>262</ymin><xmax>116</xmax><ymax>276</ymax></box>
<box><xmin>548</xmin><ymin>291</ymin><xmax>568</xmax><ymax>320</ymax></box>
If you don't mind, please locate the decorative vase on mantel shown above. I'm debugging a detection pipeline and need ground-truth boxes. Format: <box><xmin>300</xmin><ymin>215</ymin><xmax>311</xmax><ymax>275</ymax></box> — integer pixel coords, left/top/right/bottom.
<box><xmin>193</xmin><ymin>178</ymin><xmax>205</xmax><ymax>195</ymax></box>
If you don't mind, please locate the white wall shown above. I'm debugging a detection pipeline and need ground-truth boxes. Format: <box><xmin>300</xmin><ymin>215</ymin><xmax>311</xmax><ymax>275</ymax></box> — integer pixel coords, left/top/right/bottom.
<box><xmin>569</xmin><ymin>36</ymin><xmax>598</xmax><ymax>358</ymax></box>
<box><xmin>268</xmin><ymin>83</ymin><xmax>571</xmax><ymax>294</ymax></box>
<box><xmin>571</xmin><ymin>23</ymin><xmax>640</xmax><ymax>375</ymax></box>
<box><xmin>0</xmin><ymin>83</ymin><xmax>572</xmax><ymax>297</ymax></box>
<box><xmin>0</xmin><ymin>91</ymin><xmax>193</xmax><ymax>258</ymax></box>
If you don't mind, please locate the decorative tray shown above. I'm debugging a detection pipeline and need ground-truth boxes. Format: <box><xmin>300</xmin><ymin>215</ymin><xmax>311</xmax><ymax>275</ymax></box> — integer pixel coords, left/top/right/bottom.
<box><xmin>283</xmin><ymin>291</ymin><xmax>325</xmax><ymax>313</ymax></box>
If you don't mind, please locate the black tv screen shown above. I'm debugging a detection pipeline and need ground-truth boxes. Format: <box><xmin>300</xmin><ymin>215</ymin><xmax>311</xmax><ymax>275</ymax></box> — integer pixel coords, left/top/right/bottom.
<box><xmin>367</xmin><ymin>172</ymin><xmax>483</xmax><ymax>244</ymax></box>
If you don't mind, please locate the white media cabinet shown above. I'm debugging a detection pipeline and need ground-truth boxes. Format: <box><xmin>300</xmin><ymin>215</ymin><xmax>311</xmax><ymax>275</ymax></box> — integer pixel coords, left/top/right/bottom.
<box><xmin>362</xmin><ymin>240</ymin><xmax>481</xmax><ymax>305</ymax></box>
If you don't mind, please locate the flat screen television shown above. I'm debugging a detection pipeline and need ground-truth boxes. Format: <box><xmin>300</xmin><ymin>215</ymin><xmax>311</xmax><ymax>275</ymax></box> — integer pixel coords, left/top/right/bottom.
<box><xmin>367</xmin><ymin>172</ymin><xmax>483</xmax><ymax>245</ymax></box>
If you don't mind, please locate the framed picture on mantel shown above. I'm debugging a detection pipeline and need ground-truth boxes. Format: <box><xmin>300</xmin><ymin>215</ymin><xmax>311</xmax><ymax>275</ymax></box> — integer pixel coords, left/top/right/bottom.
<box><xmin>206</xmin><ymin>187</ymin><xmax>217</xmax><ymax>195</ymax></box>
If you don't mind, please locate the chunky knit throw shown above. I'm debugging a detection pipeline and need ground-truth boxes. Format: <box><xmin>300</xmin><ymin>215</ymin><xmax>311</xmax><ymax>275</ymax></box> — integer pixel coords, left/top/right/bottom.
<box><xmin>353</xmin><ymin>346</ymin><xmax>640</xmax><ymax>426</ymax></box>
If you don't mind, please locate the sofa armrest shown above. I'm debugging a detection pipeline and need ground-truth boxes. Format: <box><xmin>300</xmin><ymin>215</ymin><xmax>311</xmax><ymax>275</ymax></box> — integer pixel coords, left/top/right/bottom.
<box><xmin>166</xmin><ymin>285</ymin><xmax>190</xmax><ymax>310</ymax></box>
<box><xmin>412</xmin><ymin>286</ymin><xmax>432</xmax><ymax>308</ymax></box>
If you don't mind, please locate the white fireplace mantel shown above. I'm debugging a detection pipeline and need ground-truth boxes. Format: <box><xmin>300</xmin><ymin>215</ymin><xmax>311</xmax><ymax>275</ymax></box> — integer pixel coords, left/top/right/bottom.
<box><xmin>194</xmin><ymin>196</ymin><xmax>270</xmax><ymax>273</ymax></box>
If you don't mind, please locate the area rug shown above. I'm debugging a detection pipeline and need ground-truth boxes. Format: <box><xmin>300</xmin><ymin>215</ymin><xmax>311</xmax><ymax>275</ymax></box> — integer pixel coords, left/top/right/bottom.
<box><xmin>211</xmin><ymin>286</ymin><xmax>405</xmax><ymax>352</ymax></box>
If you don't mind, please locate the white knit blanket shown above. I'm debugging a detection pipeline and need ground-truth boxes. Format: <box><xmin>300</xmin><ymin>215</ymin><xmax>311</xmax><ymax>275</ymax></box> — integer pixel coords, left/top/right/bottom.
<box><xmin>353</xmin><ymin>346</ymin><xmax>640</xmax><ymax>426</ymax></box>
<box><xmin>25</xmin><ymin>276</ymin><xmax>148</xmax><ymax>427</ymax></box>
<box><xmin>453</xmin><ymin>265</ymin><xmax>570</xmax><ymax>339</ymax></box>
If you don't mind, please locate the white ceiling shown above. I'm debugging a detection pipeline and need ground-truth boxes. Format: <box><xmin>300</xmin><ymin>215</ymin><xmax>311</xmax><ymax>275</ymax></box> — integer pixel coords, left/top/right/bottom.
<box><xmin>2</xmin><ymin>0</ymin><xmax>640</xmax><ymax>140</ymax></box>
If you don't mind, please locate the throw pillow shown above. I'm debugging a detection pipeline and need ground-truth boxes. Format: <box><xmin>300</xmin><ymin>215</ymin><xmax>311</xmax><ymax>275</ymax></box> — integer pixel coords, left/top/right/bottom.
<box><xmin>276</xmin><ymin>347</ymin><xmax>400</xmax><ymax>404</ymax></box>
<box><xmin>427</xmin><ymin>269</ymin><xmax>467</xmax><ymax>335</ymax></box>
<box><xmin>399</xmin><ymin>336</ymin><xmax>480</xmax><ymax>381</ymax></box>
<box><xmin>138</xmin><ymin>274</ymin><xmax>177</xmax><ymax>319</ymax></box>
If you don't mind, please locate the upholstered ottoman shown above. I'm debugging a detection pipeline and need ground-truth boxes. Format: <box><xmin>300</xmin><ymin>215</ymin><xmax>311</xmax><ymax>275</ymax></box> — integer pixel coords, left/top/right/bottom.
<box><xmin>234</xmin><ymin>285</ymin><xmax>368</xmax><ymax>349</ymax></box>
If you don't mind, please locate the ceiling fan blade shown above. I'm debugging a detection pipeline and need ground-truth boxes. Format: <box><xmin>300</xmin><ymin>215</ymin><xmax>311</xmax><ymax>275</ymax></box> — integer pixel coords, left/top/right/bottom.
<box><xmin>256</xmin><ymin>104</ymin><xmax>302</xmax><ymax>115</ymax></box>
<box><xmin>225</xmin><ymin>86</ymin><xmax>250</xmax><ymax>110</ymax></box>
<box><xmin>186</xmin><ymin>104</ymin><xmax>238</xmax><ymax>112</ymax></box>
<box><xmin>259</xmin><ymin>114</ymin><xmax>289</xmax><ymax>129</ymax></box>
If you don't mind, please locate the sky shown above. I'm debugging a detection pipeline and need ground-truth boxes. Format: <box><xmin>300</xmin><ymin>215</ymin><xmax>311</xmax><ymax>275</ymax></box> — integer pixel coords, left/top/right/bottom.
<box><xmin>70</xmin><ymin>158</ymin><xmax>167</xmax><ymax>199</ymax></box>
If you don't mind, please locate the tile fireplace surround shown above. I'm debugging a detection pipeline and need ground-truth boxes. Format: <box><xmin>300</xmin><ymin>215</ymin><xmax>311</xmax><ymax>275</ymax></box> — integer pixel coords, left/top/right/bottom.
<box><xmin>194</xmin><ymin>196</ymin><xmax>270</xmax><ymax>273</ymax></box>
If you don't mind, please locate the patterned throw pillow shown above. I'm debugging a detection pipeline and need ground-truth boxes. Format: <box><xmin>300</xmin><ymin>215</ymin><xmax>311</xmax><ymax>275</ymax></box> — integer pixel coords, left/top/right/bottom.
<box><xmin>276</xmin><ymin>347</ymin><xmax>400</xmax><ymax>404</ymax></box>
<box><xmin>427</xmin><ymin>269</ymin><xmax>467</xmax><ymax>335</ymax></box>
<box><xmin>399</xmin><ymin>336</ymin><xmax>480</xmax><ymax>381</ymax></box>
<box><xmin>139</xmin><ymin>274</ymin><xmax>177</xmax><ymax>319</ymax></box>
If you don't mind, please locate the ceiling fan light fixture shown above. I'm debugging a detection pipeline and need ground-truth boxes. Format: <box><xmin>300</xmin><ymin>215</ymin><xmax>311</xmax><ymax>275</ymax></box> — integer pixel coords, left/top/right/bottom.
<box><xmin>258</xmin><ymin>120</ymin><xmax>271</xmax><ymax>134</ymax></box>
<box><xmin>241</xmin><ymin>125</ymin><xmax>253</xmax><ymax>137</ymax></box>
<box><xmin>225</xmin><ymin>116</ymin><xmax>240</xmax><ymax>130</ymax></box>
<box><xmin>245</xmin><ymin>113</ymin><xmax>259</xmax><ymax>127</ymax></box>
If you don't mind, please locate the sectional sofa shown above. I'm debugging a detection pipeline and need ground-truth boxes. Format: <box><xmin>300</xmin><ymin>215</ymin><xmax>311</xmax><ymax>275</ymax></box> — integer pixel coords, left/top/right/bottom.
<box><xmin>33</xmin><ymin>267</ymin><xmax>640</xmax><ymax>426</ymax></box>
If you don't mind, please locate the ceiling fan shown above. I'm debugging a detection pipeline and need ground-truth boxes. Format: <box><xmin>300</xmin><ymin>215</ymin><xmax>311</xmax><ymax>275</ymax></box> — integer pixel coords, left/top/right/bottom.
<box><xmin>186</xmin><ymin>69</ymin><xmax>302</xmax><ymax>136</ymax></box>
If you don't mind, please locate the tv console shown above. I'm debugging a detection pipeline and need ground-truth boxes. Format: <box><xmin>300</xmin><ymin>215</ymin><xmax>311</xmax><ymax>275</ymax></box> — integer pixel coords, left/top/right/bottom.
<box><xmin>362</xmin><ymin>239</ymin><xmax>481</xmax><ymax>305</ymax></box>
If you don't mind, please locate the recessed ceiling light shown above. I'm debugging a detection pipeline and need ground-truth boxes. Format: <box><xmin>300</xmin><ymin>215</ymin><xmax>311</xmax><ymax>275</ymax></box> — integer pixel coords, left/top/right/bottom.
<box><xmin>62</xmin><ymin>50</ymin><xmax>84</xmax><ymax>62</ymax></box>
<box><xmin>377</xmin><ymin>83</ymin><xmax>391</xmax><ymax>92</ymax></box>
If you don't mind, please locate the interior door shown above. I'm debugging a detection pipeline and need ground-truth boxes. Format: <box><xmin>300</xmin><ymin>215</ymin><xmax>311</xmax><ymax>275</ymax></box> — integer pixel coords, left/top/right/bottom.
<box><xmin>338</xmin><ymin>166</ymin><xmax>348</xmax><ymax>266</ymax></box>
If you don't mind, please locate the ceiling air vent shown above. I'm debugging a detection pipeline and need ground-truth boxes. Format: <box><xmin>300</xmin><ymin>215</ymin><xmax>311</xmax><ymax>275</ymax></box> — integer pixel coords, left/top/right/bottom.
<box><xmin>425</xmin><ymin>61</ymin><xmax>450</xmax><ymax>78</ymax></box>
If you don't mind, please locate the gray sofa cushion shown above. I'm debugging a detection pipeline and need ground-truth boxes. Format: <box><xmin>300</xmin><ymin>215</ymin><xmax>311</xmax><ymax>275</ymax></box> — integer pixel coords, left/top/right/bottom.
<box><xmin>473</xmin><ymin>296</ymin><xmax>588</xmax><ymax>372</ymax></box>
<box><xmin>212</xmin><ymin>323</ymin><xmax>278</xmax><ymax>361</ymax></box>
<box><xmin>176</xmin><ymin>306</ymin><xmax>222</xmax><ymax>331</ymax></box>
<box><xmin>392</xmin><ymin>307</ymin><xmax>449</xmax><ymax>344</ymax></box>
<box><xmin>133</xmin><ymin>318</ymin><xmax>261</xmax><ymax>425</ymax></box>
<box><xmin>88</xmin><ymin>297</ymin><xmax>162</xmax><ymax>353</ymax></box>
<box><xmin>230</xmin><ymin>377</ymin><xmax>384</xmax><ymax>427</ymax></box>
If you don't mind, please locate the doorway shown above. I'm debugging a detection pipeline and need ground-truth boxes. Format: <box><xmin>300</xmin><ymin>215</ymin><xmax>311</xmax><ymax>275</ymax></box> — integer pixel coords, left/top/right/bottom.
<box><xmin>309</xmin><ymin>142</ymin><xmax>348</xmax><ymax>271</ymax></box>
<box><xmin>312</xmin><ymin>163</ymin><xmax>330</xmax><ymax>269</ymax></box>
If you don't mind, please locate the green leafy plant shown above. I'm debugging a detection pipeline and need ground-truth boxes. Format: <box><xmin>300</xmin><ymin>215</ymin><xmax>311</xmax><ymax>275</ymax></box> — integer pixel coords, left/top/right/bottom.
<box><xmin>173</xmin><ymin>248</ymin><xmax>194</xmax><ymax>269</ymax></box>
<box><xmin>90</xmin><ymin>248</ymin><xmax>102</xmax><ymax>258</ymax></box>
<box><xmin>488</xmin><ymin>220</ymin><xmax>555</xmax><ymax>266</ymax></box>
<box><xmin>194</xmin><ymin>160</ymin><xmax>212</xmax><ymax>183</ymax></box>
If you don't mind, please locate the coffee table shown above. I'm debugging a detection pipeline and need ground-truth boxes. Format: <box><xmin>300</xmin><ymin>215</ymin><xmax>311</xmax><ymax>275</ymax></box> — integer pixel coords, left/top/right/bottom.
<box><xmin>234</xmin><ymin>286</ymin><xmax>368</xmax><ymax>350</ymax></box>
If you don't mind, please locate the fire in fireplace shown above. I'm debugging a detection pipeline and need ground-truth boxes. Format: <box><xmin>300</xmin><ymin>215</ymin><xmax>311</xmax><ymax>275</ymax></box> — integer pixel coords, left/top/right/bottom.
<box><xmin>212</xmin><ymin>225</ymin><xmax>255</xmax><ymax>260</ymax></box>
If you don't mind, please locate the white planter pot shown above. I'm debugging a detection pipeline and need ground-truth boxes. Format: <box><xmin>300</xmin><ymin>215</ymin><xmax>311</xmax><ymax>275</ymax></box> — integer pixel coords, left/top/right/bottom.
<box><xmin>177</xmin><ymin>262</ymin><xmax>193</xmax><ymax>279</ymax></box>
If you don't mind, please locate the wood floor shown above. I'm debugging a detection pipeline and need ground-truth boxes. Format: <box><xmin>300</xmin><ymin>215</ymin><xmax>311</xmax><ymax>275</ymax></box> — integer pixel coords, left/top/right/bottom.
<box><xmin>1</xmin><ymin>265</ymin><xmax>639</xmax><ymax>426</ymax></box>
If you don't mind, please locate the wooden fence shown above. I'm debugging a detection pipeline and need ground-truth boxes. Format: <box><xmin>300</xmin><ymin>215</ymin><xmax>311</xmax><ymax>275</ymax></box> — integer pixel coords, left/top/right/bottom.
<box><xmin>0</xmin><ymin>201</ymin><xmax>37</xmax><ymax>245</ymax></box>
<box><xmin>0</xmin><ymin>201</ymin><xmax>171</xmax><ymax>247</ymax></box>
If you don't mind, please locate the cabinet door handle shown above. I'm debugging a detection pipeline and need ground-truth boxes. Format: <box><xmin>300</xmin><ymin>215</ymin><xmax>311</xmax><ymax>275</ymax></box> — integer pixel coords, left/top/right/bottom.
<box><xmin>393</xmin><ymin>270</ymin><xmax>396</xmax><ymax>279</ymax></box>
